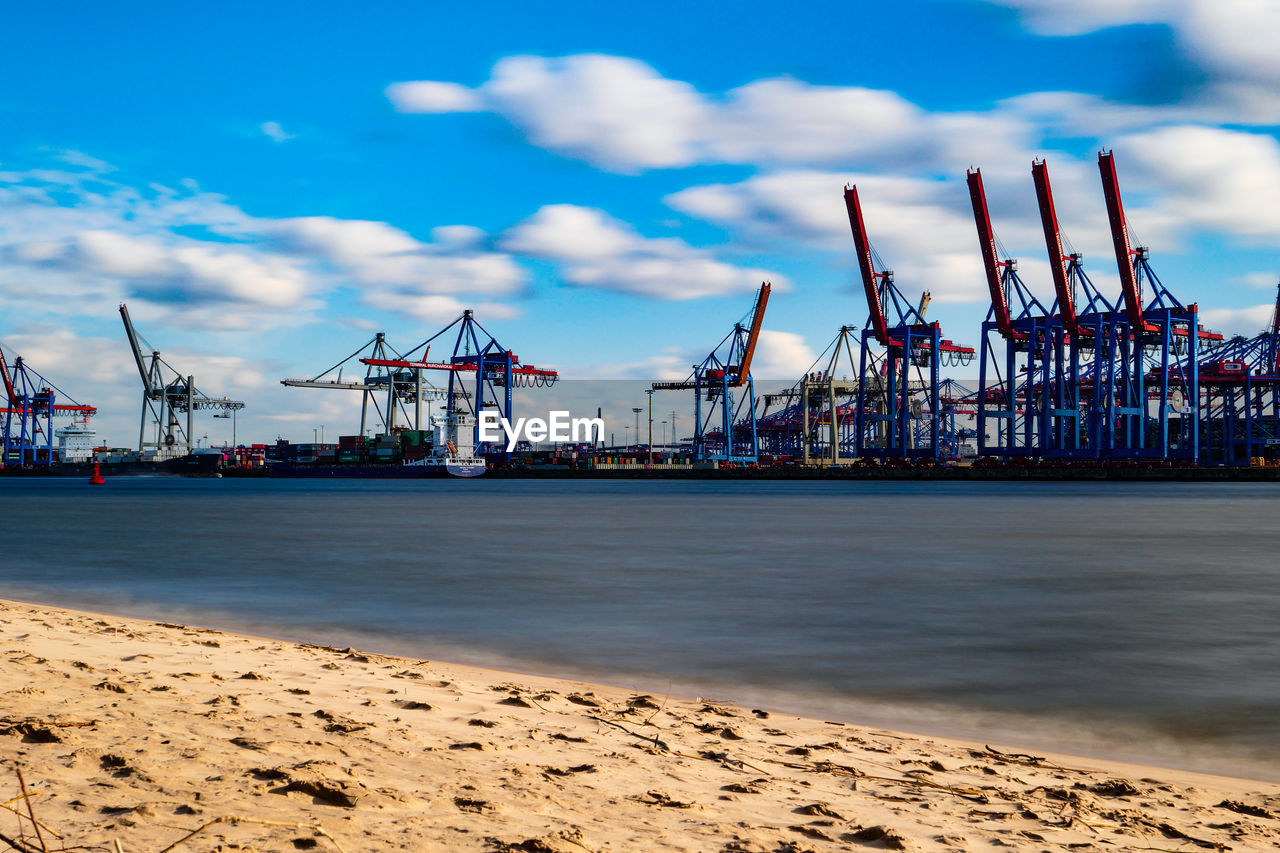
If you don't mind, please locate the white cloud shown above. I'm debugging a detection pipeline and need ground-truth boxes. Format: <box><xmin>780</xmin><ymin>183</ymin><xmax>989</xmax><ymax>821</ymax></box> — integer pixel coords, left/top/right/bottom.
<box><xmin>1236</xmin><ymin>272</ymin><xmax>1279</xmax><ymax>290</ymax></box>
<box><xmin>751</xmin><ymin>329</ymin><xmax>819</xmax><ymax>378</ymax></box>
<box><xmin>668</xmin><ymin>171</ymin><xmax>988</xmax><ymax>304</ymax></box>
<box><xmin>1201</xmin><ymin>304</ymin><xmax>1276</xmax><ymax>337</ymax></box>
<box><xmin>1116</xmin><ymin>126</ymin><xmax>1280</xmax><ymax>242</ymax></box>
<box><xmin>362</xmin><ymin>292</ymin><xmax>520</xmax><ymax>323</ymax></box>
<box><xmin>0</xmin><ymin>159</ymin><xmax>533</xmax><ymax>331</ymax></box>
<box><xmin>387</xmin><ymin>54</ymin><xmax>1042</xmax><ymax>173</ymax></box>
<box><xmin>386</xmin><ymin>80</ymin><xmax>485</xmax><ymax>113</ymax></box>
<box><xmin>502</xmin><ymin>204</ymin><xmax>784</xmax><ymax>300</ymax></box>
<box><xmin>260</xmin><ymin>121</ymin><xmax>295</xmax><ymax>143</ymax></box>
<box><xmin>994</xmin><ymin>1</ymin><xmax>1280</xmax><ymax>87</ymax></box>
<box><xmin>483</xmin><ymin>55</ymin><xmax>706</xmax><ymax>171</ymax></box>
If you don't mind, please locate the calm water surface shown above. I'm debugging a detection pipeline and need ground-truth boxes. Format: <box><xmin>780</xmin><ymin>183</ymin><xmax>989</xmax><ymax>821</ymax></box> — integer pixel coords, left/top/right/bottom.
<box><xmin>2</xmin><ymin>478</ymin><xmax>1277</xmax><ymax>778</ymax></box>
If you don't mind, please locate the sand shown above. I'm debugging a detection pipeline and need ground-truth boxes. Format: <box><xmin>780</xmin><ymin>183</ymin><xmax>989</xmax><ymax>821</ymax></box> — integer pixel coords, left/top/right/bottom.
<box><xmin>2</xmin><ymin>598</ymin><xmax>1279</xmax><ymax>852</ymax></box>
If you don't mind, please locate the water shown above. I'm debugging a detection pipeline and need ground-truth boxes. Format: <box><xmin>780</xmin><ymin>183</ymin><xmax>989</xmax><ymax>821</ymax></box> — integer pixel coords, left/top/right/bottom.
<box><xmin>2</xmin><ymin>477</ymin><xmax>1279</xmax><ymax>779</ymax></box>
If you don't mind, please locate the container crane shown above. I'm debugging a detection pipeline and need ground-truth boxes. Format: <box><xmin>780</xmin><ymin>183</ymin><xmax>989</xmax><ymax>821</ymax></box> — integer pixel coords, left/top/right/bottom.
<box><xmin>970</xmin><ymin>167</ymin><xmax>1054</xmax><ymax>458</ymax></box>
<box><xmin>0</xmin><ymin>345</ymin><xmax>97</xmax><ymax>467</ymax></box>
<box><xmin>652</xmin><ymin>282</ymin><xmax>771</xmax><ymax>463</ymax></box>
<box><xmin>359</xmin><ymin>309</ymin><xmax>558</xmax><ymax>456</ymax></box>
<box><xmin>1196</xmin><ymin>282</ymin><xmax>1280</xmax><ymax>465</ymax></box>
<box><xmin>844</xmin><ymin>185</ymin><xmax>973</xmax><ymax>460</ymax></box>
<box><xmin>1096</xmin><ymin>150</ymin><xmax>1207</xmax><ymax>460</ymax></box>
<box><xmin>119</xmin><ymin>304</ymin><xmax>245</xmax><ymax>456</ymax></box>
<box><xmin>282</xmin><ymin>332</ymin><xmax>448</xmax><ymax>436</ymax></box>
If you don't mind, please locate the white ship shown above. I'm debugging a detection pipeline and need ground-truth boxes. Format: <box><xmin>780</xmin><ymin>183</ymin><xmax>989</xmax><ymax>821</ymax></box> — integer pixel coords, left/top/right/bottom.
<box><xmin>402</xmin><ymin>411</ymin><xmax>486</xmax><ymax>477</ymax></box>
<box><xmin>55</xmin><ymin>422</ymin><xmax>98</xmax><ymax>463</ymax></box>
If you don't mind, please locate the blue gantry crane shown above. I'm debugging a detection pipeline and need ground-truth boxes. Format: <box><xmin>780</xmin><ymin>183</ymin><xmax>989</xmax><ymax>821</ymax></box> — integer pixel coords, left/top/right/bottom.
<box><xmin>652</xmin><ymin>283</ymin><xmax>771</xmax><ymax>463</ymax></box>
<box><xmin>844</xmin><ymin>184</ymin><xmax>974</xmax><ymax>460</ymax></box>
<box><xmin>0</xmin><ymin>345</ymin><xmax>97</xmax><ymax>467</ymax></box>
<box><xmin>360</xmin><ymin>309</ymin><xmax>558</xmax><ymax>455</ymax></box>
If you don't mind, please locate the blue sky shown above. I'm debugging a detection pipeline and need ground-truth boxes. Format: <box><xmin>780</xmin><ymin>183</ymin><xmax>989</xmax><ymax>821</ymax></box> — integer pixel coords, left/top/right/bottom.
<box><xmin>4</xmin><ymin>0</ymin><xmax>1280</xmax><ymax>445</ymax></box>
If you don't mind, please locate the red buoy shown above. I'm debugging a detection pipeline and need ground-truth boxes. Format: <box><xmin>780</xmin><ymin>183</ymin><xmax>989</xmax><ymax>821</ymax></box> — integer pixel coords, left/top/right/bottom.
<box><xmin>89</xmin><ymin>461</ymin><xmax>105</xmax><ymax>485</ymax></box>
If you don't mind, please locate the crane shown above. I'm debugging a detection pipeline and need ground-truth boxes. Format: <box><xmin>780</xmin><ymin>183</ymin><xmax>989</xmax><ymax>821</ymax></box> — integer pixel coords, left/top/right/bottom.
<box><xmin>282</xmin><ymin>332</ymin><xmax>448</xmax><ymax>437</ymax></box>
<box><xmin>843</xmin><ymin>184</ymin><xmax>973</xmax><ymax>460</ymax></box>
<box><xmin>360</xmin><ymin>309</ymin><xmax>558</xmax><ymax>456</ymax></box>
<box><xmin>119</xmin><ymin>304</ymin><xmax>245</xmax><ymax>456</ymax></box>
<box><xmin>652</xmin><ymin>282</ymin><xmax>772</xmax><ymax>462</ymax></box>
<box><xmin>1</xmin><ymin>345</ymin><xmax>97</xmax><ymax>467</ymax></box>
<box><xmin>969</xmin><ymin>167</ymin><xmax>1065</xmax><ymax>458</ymax></box>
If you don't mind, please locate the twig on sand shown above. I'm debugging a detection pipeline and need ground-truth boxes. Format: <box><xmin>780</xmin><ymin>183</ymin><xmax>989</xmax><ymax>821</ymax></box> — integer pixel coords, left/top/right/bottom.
<box><xmin>642</xmin><ymin>686</ymin><xmax>672</xmax><ymax>727</ymax></box>
<box><xmin>16</xmin><ymin>770</ymin><xmax>46</xmax><ymax>853</ymax></box>
<box><xmin>157</xmin><ymin>816</ymin><xmax>347</xmax><ymax>853</ymax></box>
<box><xmin>0</xmin><ymin>802</ymin><xmax>62</xmax><ymax>842</ymax></box>
<box><xmin>587</xmin><ymin>715</ymin><xmax>669</xmax><ymax>751</ymax></box>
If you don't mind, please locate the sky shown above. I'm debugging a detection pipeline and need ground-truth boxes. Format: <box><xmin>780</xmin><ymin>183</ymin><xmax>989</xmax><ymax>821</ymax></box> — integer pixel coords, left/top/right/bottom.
<box><xmin>4</xmin><ymin>0</ymin><xmax>1280</xmax><ymax>446</ymax></box>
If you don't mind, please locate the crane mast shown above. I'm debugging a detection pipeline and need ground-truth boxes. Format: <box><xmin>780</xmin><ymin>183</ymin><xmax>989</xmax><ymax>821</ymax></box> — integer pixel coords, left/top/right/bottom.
<box><xmin>1031</xmin><ymin>159</ymin><xmax>1080</xmax><ymax>336</ymax></box>
<box><xmin>843</xmin><ymin>185</ymin><xmax>892</xmax><ymax>346</ymax></box>
<box><xmin>966</xmin><ymin>168</ymin><xmax>1013</xmax><ymax>339</ymax></box>
<box><xmin>1097</xmin><ymin>150</ymin><xmax>1146</xmax><ymax>328</ymax></box>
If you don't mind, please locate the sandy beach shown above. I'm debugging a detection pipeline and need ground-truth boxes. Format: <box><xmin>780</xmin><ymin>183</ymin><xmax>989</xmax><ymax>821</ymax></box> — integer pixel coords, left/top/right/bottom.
<box><xmin>2</xmin><ymin>598</ymin><xmax>1279</xmax><ymax>852</ymax></box>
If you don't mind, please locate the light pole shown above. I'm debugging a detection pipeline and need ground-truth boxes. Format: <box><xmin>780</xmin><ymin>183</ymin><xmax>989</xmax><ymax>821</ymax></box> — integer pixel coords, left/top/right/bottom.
<box><xmin>661</xmin><ymin>420</ymin><xmax>667</xmax><ymax>449</ymax></box>
<box><xmin>645</xmin><ymin>391</ymin><xmax>654</xmax><ymax>464</ymax></box>
<box><xmin>623</xmin><ymin>425</ymin><xmax>630</xmax><ymax>448</ymax></box>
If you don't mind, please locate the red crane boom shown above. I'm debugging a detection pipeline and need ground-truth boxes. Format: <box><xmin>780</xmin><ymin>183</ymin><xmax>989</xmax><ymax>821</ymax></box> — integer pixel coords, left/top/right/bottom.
<box><xmin>733</xmin><ymin>281</ymin><xmax>771</xmax><ymax>384</ymax></box>
<box><xmin>1097</xmin><ymin>150</ymin><xmax>1146</xmax><ymax>327</ymax></box>
<box><xmin>843</xmin><ymin>185</ymin><xmax>891</xmax><ymax>346</ymax></box>
<box><xmin>1031</xmin><ymin>159</ymin><xmax>1079</xmax><ymax>336</ymax></box>
<box><xmin>0</xmin><ymin>348</ymin><xmax>17</xmax><ymax>406</ymax></box>
<box><xmin>966</xmin><ymin>168</ymin><xmax>1013</xmax><ymax>339</ymax></box>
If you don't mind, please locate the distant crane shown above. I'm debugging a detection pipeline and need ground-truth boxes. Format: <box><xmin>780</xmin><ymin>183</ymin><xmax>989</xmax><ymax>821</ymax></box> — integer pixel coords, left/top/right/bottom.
<box><xmin>359</xmin><ymin>309</ymin><xmax>559</xmax><ymax>454</ymax></box>
<box><xmin>0</xmin><ymin>345</ymin><xmax>97</xmax><ymax>467</ymax></box>
<box><xmin>651</xmin><ymin>282</ymin><xmax>771</xmax><ymax>463</ymax></box>
<box><xmin>281</xmin><ymin>332</ymin><xmax>448</xmax><ymax>436</ymax></box>
<box><xmin>119</xmin><ymin>304</ymin><xmax>245</xmax><ymax>456</ymax></box>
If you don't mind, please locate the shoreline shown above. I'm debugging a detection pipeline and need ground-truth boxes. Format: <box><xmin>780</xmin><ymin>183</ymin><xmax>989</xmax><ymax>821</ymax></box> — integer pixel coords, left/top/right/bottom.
<box><xmin>4</xmin><ymin>598</ymin><xmax>1280</xmax><ymax>851</ymax></box>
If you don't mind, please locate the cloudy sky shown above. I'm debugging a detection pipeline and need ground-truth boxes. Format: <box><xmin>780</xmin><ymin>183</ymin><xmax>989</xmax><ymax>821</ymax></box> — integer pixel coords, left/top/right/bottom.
<box><xmin>4</xmin><ymin>0</ymin><xmax>1280</xmax><ymax>445</ymax></box>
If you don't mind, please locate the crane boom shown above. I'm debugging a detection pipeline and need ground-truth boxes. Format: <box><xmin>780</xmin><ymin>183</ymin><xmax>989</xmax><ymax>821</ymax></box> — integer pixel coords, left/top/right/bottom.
<box><xmin>1097</xmin><ymin>150</ymin><xmax>1145</xmax><ymax>327</ymax></box>
<box><xmin>1272</xmin><ymin>282</ymin><xmax>1280</xmax><ymax>337</ymax></box>
<box><xmin>966</xmin><ymin>168</ymin><xmax>1013</xmax><ymax>338</ymax></box>
<box><xmin>1272</xmin><ymin>282</ymin><xmax>1280</xmax><ymax>375</ymax></box>
<box><xmin>734</xmin><ymin>282</ymin><xmax>771</xmax><ymax>383</ymax></box>
<box><xmin>843</xmin><ymin>185</ymin><xmax>891</xmax><ymax>346</ymax></box>
<box><xmin>118</xmin><ymin>303</ymin><xmax>154</xmax><ymax>394</ymax></box>
<box><xmin>1031</xmin><ymin>159</ymin><xmax>1079</xmax><ymax>335</ymax></box>
<box><xmin>0</xmin><ymin>347</ymin><xmax>17</xmax><ymax>406</ymax></box>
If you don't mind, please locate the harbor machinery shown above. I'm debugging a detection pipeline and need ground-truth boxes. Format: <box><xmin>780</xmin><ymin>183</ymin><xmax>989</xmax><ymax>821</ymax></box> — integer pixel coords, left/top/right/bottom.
<box><xmin>1197</xmin><ymin>282</ymin><xmax>1280</xmax><ymax>465</ymax></box>
<box><xmin>0</xmin><ymin>345</ymin><xmax>97</xmax><ymax>467</ymax></box>
<box><xmin>359</xmin><ymin>309</ymin><xmax>558</xmax><ymax>456</ymax></box>
<box><xmin>1097</xmin><ymin>150</ymin><xmax>1217</xmax><ymax>461</ymax></box>
<box><xmin>281</xmin><ymin>332</ymin><xmax>448</xmax><ymax>435</ymax></box>
<box><xmin>652</xmin><ymin>282</ymin><xmax>771</xmax><ymax>463</ymax></box>
<box><xmin>119</xmin><ymin>304</ymin><xmax>245</xmax><ymax>457</ymax></box>
<box><xmin>972</xmin><ymin>161</ymin><xmax>1111</xmax><ymax>459</ymax></box>
<box><xmin>844</xmin><ymin>185</ymin><xmax>973</xmax><ymax>460</ymax></box>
